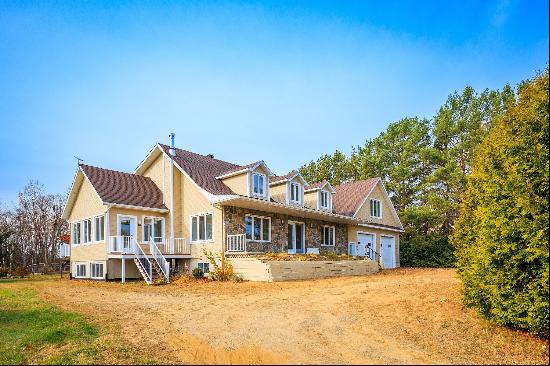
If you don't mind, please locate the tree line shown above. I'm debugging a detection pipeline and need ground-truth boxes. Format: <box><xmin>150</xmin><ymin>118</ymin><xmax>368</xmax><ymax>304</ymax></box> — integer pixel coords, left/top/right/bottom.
<box><xmin>300</xmin><ymin>70</ymin><xmax>548</xmax><ymax>337</ymax></box>
<box><xmin>0</xmin><ymin>181</ymin><xmax>68</xmax><ymax>273</ymax></box>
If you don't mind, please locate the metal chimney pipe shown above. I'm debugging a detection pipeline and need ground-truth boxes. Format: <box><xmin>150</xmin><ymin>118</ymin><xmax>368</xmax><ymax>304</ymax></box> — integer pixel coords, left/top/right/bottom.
<box><xmin>169</xmin><ymin>132</ymin><xmax>176</xmax><ymax>156</ymax></box>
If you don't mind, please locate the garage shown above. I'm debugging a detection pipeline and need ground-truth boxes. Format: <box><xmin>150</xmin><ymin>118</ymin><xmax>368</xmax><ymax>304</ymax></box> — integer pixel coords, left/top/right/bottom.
<box><xmin>380</xmin><ymin>235</ymin><xmax>396</xmax><ymax>268</ymax></box>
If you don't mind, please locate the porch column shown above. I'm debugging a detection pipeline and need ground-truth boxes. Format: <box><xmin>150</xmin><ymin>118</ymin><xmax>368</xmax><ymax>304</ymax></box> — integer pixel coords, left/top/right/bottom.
<box><xmin>121</xmin><ymin>258</ymin><xmax>126</xmax><ymax>283</ymax></box>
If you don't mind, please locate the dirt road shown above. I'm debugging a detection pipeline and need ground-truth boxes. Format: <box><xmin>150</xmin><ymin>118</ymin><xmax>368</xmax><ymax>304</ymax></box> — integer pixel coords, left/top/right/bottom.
<box><xmin>33</xmin><ymin>268</ymin><xmax>548</xmax><ymax>364</ymax></box>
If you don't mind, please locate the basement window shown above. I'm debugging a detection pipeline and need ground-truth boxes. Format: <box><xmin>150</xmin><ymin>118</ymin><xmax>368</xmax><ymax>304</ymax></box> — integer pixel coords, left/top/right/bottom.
<box><xmin>75</xmin><ymin>263</ymin><xmax>87</xmax><ymax>278</ymax></box>
<box><xmin>198</xmin><ymin>262</ymin><xmax>210</xmax><ymax>274</ymax></box>
<box><xmin>91</xmin><ymin>263</ymin><xmax>104</xmax><ymax>279</ymax></box>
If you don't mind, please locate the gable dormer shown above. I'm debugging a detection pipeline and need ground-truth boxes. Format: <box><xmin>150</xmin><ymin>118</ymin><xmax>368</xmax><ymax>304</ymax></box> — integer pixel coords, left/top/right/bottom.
<box><xmin>269</xmin><ymin>171</ymin><xmax>307</xmax><ymax>207</ymax></box>
<box><xmin>216</xmin><ymin>161</ymin><xmax>272</xmax><ymax>201</ymax></box>
<box><xmin>304</xmin><ymin>181</ymin><xmax>336</xmax><ymax>212</ymax></box>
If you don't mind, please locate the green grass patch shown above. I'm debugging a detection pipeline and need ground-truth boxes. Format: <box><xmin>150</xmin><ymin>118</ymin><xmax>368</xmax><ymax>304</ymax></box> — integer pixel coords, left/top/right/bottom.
<box><xmin>0</xmin><ymin>282</ymin><xmax>155</xmax><ymax>365</ymax></box>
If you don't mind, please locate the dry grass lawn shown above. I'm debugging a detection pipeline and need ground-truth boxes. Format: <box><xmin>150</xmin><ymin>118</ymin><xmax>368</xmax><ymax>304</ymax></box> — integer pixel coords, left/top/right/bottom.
<box><xmin>2</xmin><ymin>268</ymin><xmax>548</xmax><ymax>364</ymax></box>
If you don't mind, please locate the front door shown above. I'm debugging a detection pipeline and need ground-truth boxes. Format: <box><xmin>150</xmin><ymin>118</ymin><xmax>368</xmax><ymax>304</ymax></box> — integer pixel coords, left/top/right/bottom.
<box><xmin>118</xmin><ymin>216</ymin><xmax>137</xmax><ymax>251</ymax></box>
<box><xmin>288</xmin><ymin>222</ymin><xmax>305</xmax><ymax>254</ymax></box>
<box><xmin>380</xmin><ymin>236</ymin><xmax>395</xmax><ymax>268</ymax></box>
<box><xmin>357</xmin><ymin>233</ymin><xmax>375</xmax><ymax>258</ymax></box>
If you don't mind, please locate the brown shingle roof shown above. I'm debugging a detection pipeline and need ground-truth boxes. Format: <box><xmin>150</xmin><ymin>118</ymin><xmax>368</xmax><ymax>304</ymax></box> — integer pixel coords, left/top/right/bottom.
<box><xmin>218</xmin><ymin>161</ymin><xmax>262</xmax><ymax>177</ymax></box>
<box><xmin>159</xmin><ymin>144</ymin><xmax>241</xmax><ymax>195</ymax></box>
<box><xmin>270</xmin><ymin>170</ymin><xmax>300</xmax><ymax>184</ymax></box>
<box><xmin>332</xmin><ymin>178</ymin><xmax>379</xmax><ymax>217</ymax></box>
<box><xmin>80</xmin><ymin>164</ymin><xmax>167</xmax><ymax>209</ymax></box>
<box><xmin>305</xmin><ymin>181</ymin><xmax>327</xmax><ymax>191</ymax></box>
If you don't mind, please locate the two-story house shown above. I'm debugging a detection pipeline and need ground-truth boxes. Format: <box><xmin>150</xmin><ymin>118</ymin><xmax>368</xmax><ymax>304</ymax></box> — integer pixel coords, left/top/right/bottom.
<box><xmin>61</xmin><ymin>137</ymin><xmax>404</xmax><ymax>283</ymax></box>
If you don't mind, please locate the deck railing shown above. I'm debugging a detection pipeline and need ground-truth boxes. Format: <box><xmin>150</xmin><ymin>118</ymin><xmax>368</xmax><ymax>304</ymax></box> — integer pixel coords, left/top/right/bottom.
<box><xmin>227</xmin><ymin>234</ymin><xmax>247</xmax><ymax>252</ymax></box>
<box><xmin>109</xmin><ymin>236</ymin><xmax>134</xmax><ymax>253</ymax></box>
<box><xmin>155</xmin><ymin>238</ymin><xmax>190</xmax><ymax>255</ymax></box>
<box><xmin>58</xmin><ymin>243</ymin><xmax>70</xmax><ymax>258</ymax></box>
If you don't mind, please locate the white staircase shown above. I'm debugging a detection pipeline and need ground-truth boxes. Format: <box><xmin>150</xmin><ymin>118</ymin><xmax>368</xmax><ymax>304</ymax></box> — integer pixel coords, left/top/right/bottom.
<box><xmin>131</xmin><ymin>238</ymin><xmax>170</xmax><ymax>285</ymax></box>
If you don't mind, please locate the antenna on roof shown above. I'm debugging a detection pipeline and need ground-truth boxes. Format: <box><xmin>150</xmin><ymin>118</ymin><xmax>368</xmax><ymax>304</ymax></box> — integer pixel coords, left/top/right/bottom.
<box><xmin>74</xmin><ymin>155</ymin><xmax>83</xmax><ymax>165</ymax></box>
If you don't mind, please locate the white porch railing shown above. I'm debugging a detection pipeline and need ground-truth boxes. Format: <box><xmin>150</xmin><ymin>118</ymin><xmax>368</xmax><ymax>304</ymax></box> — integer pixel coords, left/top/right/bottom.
<box><xmin>155</xmin><ymin>237</ymin><xmax>190</xmax><ymax>255</ymax></box>
<box><xmin>227</xmin><ymin>234</ymin><xmax>247</xmax><ymax>252</ymax></box>
<box><xmin>109</xmin><ymin>236</ymin><xmax>134</xmax><ymax>253</ymax></box>
<box><xmin>58</xmin><ymin>243</ymin><xmax>70</xmax><ymax>258</ymax></box>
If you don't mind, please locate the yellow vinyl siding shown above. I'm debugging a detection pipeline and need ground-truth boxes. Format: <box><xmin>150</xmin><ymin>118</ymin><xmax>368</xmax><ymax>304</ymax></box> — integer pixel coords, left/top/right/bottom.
<box><xmin>180</xmin><ymin>171</ymin><xmax>224</xmax><ymax>256</ymax></box>
<box><xmin>71</xmin><ymin>243</ymin><xmax>107</xmax><ymax>261</ymax></box>
<box><xmin>304</xmin><ymin>190</ymin><xmax>318</xmax><ymax>209</ymax></box>
<box><xmin>221</xmin><ymin>173</ymin><xmax>248</xmax><ymax>196</ymax></box>
<box><xmin>68</xmin><ymin>177</ymin><xmax>106</xmax><ymax>222</ymax></box>
<box><xmin>270</xmin><ymin>183</ymin><xmax>287</xmax><ymax>204</ymax></box>
<box><xmin>354</xmin><ymin>182</ymin><xmax>400</xmax><ymax>227</ymax></box>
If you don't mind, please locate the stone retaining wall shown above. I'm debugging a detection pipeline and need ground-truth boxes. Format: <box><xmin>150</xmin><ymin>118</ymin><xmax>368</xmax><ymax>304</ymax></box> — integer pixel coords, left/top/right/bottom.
<box><xmin>229</xmin><ymin>256</ymin><xmax>379</xmax><ymax>282</ymax></box>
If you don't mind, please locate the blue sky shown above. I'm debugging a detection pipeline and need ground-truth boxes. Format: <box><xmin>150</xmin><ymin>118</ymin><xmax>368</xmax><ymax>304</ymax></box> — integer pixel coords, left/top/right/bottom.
<box><xmin>0</xmin><ymin>0</ymin><xmax>548</xmax><ymax>204</ymax></box>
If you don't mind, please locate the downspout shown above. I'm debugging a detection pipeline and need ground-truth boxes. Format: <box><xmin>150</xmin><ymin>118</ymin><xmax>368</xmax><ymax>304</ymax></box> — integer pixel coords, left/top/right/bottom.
<box><xmin>169</xmin><ymin>133</ymin><xmax>176</xmax><ymax>254</ymax></box>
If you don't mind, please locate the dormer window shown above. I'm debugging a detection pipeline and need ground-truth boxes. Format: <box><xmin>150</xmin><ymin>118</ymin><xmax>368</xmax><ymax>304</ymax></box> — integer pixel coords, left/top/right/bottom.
<box><xmin>320</xmin><ymin>190</ymin><xmax>330</xmax><ymax>209</ymax></box>
<box><xmin>370</xmin><ymin>199</ymin><xmax>382</xmax><ymax>218</ymax></box>
<box><xmin>290</xmin><ymin>182</ymin><xmax>302</xmax><ymax>204</ymax></box>
<box><xmin>252</xmin><ymin>173</ymin><xmax>266</xmax><ymax>197</ymax></box>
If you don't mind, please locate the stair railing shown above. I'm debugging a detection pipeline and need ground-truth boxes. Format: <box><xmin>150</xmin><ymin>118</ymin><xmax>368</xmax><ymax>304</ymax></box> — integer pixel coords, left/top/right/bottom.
<box><xmin>132</xmin><ymin>237</ymin><xmax>153</xmax><ymax>284</ymax></box>
<box><xmin>149</xmin><ymin>239</ymin><xmax>170</xmax><ymax>283</ymax></box>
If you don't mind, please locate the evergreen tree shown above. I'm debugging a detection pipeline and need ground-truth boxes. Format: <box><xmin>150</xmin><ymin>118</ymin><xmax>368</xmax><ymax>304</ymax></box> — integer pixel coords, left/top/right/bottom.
<box><xmin>452</xmin><ymin>71</ymin><xmax>549</xmax><ymax>338</ymax></box>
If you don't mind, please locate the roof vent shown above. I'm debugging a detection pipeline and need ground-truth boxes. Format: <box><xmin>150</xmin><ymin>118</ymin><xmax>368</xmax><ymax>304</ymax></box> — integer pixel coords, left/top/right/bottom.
<box><xmin>207</xmin><ymin>154</ymin><xmax>214</xmax><ymax>159</ymax></box>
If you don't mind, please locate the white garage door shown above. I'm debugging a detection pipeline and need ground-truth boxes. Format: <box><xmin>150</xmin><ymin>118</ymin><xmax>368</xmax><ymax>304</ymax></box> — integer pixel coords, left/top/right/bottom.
<box><xmin>357</xmin><ymin>233</ymin><xmax>375</xmax><ymax>259</ymax></box>
<box><xmin>380</xmin><ymin>236</ymin><xmax>396</xmax><ymax>268</ymax></box>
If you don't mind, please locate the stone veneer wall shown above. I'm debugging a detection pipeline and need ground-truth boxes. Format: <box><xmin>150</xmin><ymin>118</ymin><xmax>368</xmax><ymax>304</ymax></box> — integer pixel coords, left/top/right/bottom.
<box><xmin>223</xmin><ymin>206</ymin><xmax>348</xmax><ymax>254</ymax></box>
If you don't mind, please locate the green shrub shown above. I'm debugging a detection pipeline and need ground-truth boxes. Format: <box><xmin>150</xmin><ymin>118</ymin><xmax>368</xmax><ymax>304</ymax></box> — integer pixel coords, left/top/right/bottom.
<box><xmin>452</xmin><ymin>71</ymin><xmax>549</xmax><ymax>338</ymax></box>
<box><xmin>202</xmin><ymin>250</ymin><xmax>235</xmax><ymax>281</ymax></box>
<box><xmin>191</xmin><ymin>267</ymin><xmax>204</xmax><ymax>279</ymax></box>
<box><xmin>400</xmin><ymin>233</ymin><xmax>455</xmax><ymax>267</ymax></box>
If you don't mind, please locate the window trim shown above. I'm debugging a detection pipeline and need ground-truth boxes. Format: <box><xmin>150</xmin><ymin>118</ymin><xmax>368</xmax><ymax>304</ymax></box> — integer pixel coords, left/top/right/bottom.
<box><xmin>251</xmin><ymin>172</ymin><xmax>267</xmax><ymax>198</ymax></box>
<box><xmin>244</xmin><ymin>214</ymin><xmax>272</xmax><ymax>242</ymax></box>
<box><xmin>289</xmin><ymin>182</ymin><xmax>302</xmax><ymax>205</ymax></box>
<box><xmin>319</xmin><ymin>190</ymin><xmax>331</xmax><ymax>210</ymax></box>
<box><xmin>82</xmin><ymin>219</ymin><xmax>92</xmax><ymax>244</ymax></box>
<box><xmin>90</xmin><ymin>262</ymin><xmax>104</xmax><ymax>279</ymax></box>
<box><xmin>142</xmin><ymin>216</ymin><xmax>165</xmax><ymax>243</ymax></box>
<box><xmin>321</xmin><ymin>225</ymin><xmax>336</xmax><ymax>246</ymax></box>
<box><xmin>370</xmin><ymin>199</ymin><xmax>382</xmax><ymax>219</ymax></box>
<box><xmin>197</xmin><ymin>262</ymin><xmax>210</xmax><ymax>274</ymax></box>
<box><xmin>189</xmin><ymin>212</ymin><xmax>214</xmax><ymax>243</ymax></box>
<box><xmin>75</xmin><ymin>263</ymin><xmax>87</xmax><ymax>278</ymax></box>
<box><xmin>72</xmin><ymin>222</ymin><xmax>82</xmax><ymax>245</ymax></box>
<box><xmin>93</xmin><ymin>215</ymin><xmax>105</xmax><ymax>243</ymax></box>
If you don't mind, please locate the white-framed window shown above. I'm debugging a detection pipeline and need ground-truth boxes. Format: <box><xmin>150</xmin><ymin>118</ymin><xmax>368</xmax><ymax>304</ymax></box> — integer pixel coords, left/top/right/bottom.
<box><xmin>290</xmin><ymin>182</ymin><xmax>302</xmax><ymax>204</ymax></box>
<box><xmin>245</xmin><ymin>214</ymin><xmax>271</xmax><ymax>241</ymax></box>
<box><xmin>94</xmin><ymin>215</ymin><xmax>105</xmax><ymax>242</ymax></box>
<box><xmin>143</xmin><ymin>217</ymin><xmax>164</xmax><ymax>243</ymax></box>
<box><xmin>252</xmin><ymin>172</ymin><xmax>266</xmax><ymax>197</ymax></box>
<box><xmin>91</xmin><ymin>263</ymin><xmax>104</xmax><ymax>279</ymax></box>
<box><xmin>82</xmin><ymin>219</ymin><xmax>92</xmax><ymax>243</ymax></box>
<box><xmin>322</xmin><ymin>225</ymin><xmax>335</xmax><ymax>246</ymax></box>
<box><xmin>72</xmin><ymin>222</ymin><xmax>81</xmax><ymax>245</ymax></box>
<box><xmin>370</xmin><ymin>199</ymin><xmax>382</xmax><ymax>218</ymax></box>
<box><xmin>320</xmin><ymin>190</ymin><xmax>330</xmax><ymax>209</ymax></box>
<box><xmin>191</xmin><ymin>213</ymin><xmax>213</xmax><ymax>242</ymax></box>
<box><xmin>75</xmin><ymin>263</ymin><xmax>87</xmax><ymax>278</ymax></box>
<box><xmin>198</xmin><ymin>262</ymin><xmax>210</xmax><ymax>274</ymax></box>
